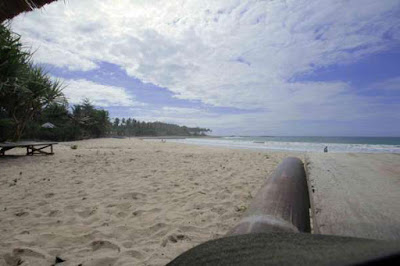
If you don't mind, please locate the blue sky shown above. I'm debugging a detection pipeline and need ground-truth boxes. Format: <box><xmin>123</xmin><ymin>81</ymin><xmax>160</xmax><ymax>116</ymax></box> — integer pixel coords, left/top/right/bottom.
<box><xmin>10</xmin><ymin>0</ymin><xmax>400</xmax><ymax>136</ymax></box>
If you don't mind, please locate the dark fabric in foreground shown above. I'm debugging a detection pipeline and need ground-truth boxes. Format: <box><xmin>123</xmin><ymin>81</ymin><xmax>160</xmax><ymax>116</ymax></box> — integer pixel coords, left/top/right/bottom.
<box><xmin>168</xmin><ymin>232</ymin><xmax>400</xmax><ymax>265</ymax></box>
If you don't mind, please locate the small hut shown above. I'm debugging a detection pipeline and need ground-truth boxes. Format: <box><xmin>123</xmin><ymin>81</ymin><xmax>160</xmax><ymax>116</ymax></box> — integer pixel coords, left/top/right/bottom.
<box><xmin>41</xmin><ymin>122</ymin><xmax>56</xmax><ymax>129</ymax></box>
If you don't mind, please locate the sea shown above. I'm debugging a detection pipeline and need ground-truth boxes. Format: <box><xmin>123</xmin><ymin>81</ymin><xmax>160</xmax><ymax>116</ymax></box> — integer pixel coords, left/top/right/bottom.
<box><xmin>166</xmin><ymin>136</ymin><xmax>400</xmax><ymax>153</ymax></box>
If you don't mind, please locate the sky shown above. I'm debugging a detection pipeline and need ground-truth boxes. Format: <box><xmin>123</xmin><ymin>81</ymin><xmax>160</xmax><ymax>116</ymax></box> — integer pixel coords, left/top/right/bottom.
<box><xmin>9</xmin><ymin>0</ymin><xmax>400</xmax><ymax>136</ymax></box>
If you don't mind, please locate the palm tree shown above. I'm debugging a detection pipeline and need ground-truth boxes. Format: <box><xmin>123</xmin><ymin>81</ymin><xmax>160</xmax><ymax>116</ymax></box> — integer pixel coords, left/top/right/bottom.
<box><xmin>8</xmin><ymin>66</ymin><xmax>63</xmax><ymax>140</ymax></box>
<box><xmin>72</xmin><ymin>99</ymin><xmax>111</xmax><ymax>138</ymax></box>
<box><xmin>0</xmin><ymin>24</ymin><xmax>64</xmax><ymax>140</ymax></box>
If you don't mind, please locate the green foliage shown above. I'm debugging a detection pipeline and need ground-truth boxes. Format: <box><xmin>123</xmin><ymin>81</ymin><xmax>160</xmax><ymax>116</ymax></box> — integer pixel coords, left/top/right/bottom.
<box><xmin>71</xmin><ymin>99</ymin><xmax>111</xmax><ymax>138</ymax></box>
<box><xmin>22</xmin><ymin>99</ymin><xmax>111</xmax><ymax>141</ymax></box>
<box><xmin>0</xmin><ymin>113</ymin><xmax>13</xmax><ymax>141</ymax></box>
<box><xmin>0</xmin><ymin>23</ymin><xmax>30</xmax><ymax>89</ymax></box>
<box><xmin>111</xmin><ymin>119</ymin><xmax>211</xmax><ymax>137</ymax></box>
<box><xmin>0</xmin><ymin>23</ymin><xmax>64</xmax><ymax>141</ymax></box>
<box><xmin>23</xmin><ymin>102</ymin><xmax>80</xmax><ymax>141</ymax></box>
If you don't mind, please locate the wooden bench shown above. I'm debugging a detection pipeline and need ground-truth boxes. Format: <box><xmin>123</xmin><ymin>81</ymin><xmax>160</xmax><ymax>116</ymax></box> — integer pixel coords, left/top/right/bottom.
<box><xmin>0</xmin><ymin>141</ymin><xmax>57</xmax><ymax>156</ymax></box>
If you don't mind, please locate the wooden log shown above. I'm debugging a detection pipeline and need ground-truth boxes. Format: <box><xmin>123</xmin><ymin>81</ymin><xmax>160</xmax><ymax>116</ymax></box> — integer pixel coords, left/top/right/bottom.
<box><xmin>227</xmin><ymin>157</ymin><xmax>310</xmax><ymax>235</ymax></box>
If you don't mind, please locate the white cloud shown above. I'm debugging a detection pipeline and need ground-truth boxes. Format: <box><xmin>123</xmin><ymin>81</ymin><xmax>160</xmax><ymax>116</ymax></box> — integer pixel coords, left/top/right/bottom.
<box><xmin>9</xmin><ymin>0</ymin><xmax>400</xmax><ymax>133</ymax></box>
<box><xmin>24</xmin><ymin>36</ymin><xmax>97</xmax><ymax>71</ymax></box>
<box><xmin>161</xmin><ymin>106</ymin><xmax>217</xmax><ymax>117</ymax></box>
<box><xmin>58</xmin><ymin>78</ymin><xmax>141</xmax><ymax>107</ymax></box>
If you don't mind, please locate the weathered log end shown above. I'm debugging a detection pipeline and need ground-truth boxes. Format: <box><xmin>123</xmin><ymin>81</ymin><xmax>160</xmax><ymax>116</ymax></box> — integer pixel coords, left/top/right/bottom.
<box><xmin>228</xmin><ymin>157</ymin><xmax>310</xmax><ymax>236</ymax></box>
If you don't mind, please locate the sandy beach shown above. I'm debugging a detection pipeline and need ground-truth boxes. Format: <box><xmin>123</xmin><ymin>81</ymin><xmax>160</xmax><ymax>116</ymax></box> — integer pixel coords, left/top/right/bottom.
<box><xmin>2</xmin><ymin>138</ymin><xmax>400</xmax><ymax>265</ymax></box>
<box><xmin>0</xmin><ymin>138</ymin><xmax>295</xmax><ymax>266</ymax></box>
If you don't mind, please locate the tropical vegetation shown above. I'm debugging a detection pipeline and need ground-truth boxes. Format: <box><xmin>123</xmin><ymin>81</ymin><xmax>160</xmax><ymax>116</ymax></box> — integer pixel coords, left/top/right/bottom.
<box><xmin>111</xmin><ymin>118</ymin><xmax>210</xmax><ymax>137</ymax></box>
<box><xmin>0</xmin><ymin>24</ymin><xmax>210</xmax><ymax>142</ymax></box>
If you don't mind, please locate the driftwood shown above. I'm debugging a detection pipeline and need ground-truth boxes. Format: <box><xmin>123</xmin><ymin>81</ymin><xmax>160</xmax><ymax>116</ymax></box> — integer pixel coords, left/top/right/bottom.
<box><xmin>228</xmin><ymin>157</ymin><xmax>310</xmax><ymax>235</ymax></box>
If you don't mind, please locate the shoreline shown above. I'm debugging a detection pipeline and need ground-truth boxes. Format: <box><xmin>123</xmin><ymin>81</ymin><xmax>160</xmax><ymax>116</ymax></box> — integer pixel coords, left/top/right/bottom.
<box><xmin>157</xmin><ymin>137</ymin><xmax>400</xmax><ymax>154</ymax></box>
<box><xmin>4</xmin><ymin>136</ymin><xmax>400</xmax><ymax>154</ymax></box>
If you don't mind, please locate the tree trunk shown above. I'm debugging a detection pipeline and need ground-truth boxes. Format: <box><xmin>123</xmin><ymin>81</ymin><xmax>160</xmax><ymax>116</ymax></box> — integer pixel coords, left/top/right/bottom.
<box><xmin>12</xmin><ymin>110</ymin><xmax>33</xmax><ymax>142</ymax></box>
<box><xmin>14</xmin><ymin>123</ymin><xmax>22</xmax><ymax>141</ymax></box>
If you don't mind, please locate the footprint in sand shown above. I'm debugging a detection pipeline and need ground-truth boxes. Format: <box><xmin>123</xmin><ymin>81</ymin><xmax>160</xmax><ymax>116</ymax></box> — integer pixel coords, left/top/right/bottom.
<box><xmin>44</xmin><ymin>192</ymin><xmax>55</xmax><ymax>198</ymax></box>
<box><xmin>77</xmin><ymin>207</ymin><xmax>97</xmax><ymax>218</ymax></box>
<box><xmin>123</xmin><ymin>249</ymin><xmax>144</xmax><ymax>260</ymax></box>
<box><xmin>14</xmin><ymin>211</ymin><xmax>29</xmax><ymax>217</ymax></box>
<box><xmin>80</xmin><ymin>256</ymin><xmax>118</xmax><ymax>266</ymax></box>
<box><xmin>122</xmin><ymin>241</ymin><xmax>133</xmax><ymax>248</ymax></box>
<box><xmin>161</xmin><ymin>233</ymin><xmax>188</xmax><ymax>247</ymax></box>
<box><xmin>116</xmin><ymin>211</ymin><xmax>128</xmax><ymax>218</ymax></box>
<box><xmin>132</xmin><ymin>210</ymin><xmax>144</xmax><ymax>217</ymax></box>
<box><xmin>48</xmin><ymin>210</ymin><xmax>60</xmax><ymax>217</ymax></box>
<box><xmin>3</xmin><ymin>253</ymin><xmax>22</xmax><ymax>266</ymax></box>
<box><xmin>148</xmin><ymin>222</ymin><xmax>167</xmax><ymax>232</ymax></box>
<box><xmin>91</xmin><ymin>240</ymin><xmax>121</xmax><ymax>253</ymax></box>
<box><xmin>3</xmin><ymin>247</ymin><xmax>49</xmax><ymax>265</ymax></box>
<box><xmin>121</xmin><ymin>192</ymin><xmax>146</xmax><ymax>200</ymax></box>
<box><xmin>132</xmin><ymin>207</ymin><xmax>161</xmax><ymax>217</ymax></box>
<box><xmin>211</xmin><ymin>206</ymin><xmax>228</xmax><ymax>215</ymax></box>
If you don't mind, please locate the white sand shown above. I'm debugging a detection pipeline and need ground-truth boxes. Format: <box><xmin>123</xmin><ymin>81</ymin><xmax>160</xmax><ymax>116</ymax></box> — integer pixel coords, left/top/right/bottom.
<box><xmin>0</xmin><ymin>138</ymin><xmax>295</xmax><ymax>266</ymax></box>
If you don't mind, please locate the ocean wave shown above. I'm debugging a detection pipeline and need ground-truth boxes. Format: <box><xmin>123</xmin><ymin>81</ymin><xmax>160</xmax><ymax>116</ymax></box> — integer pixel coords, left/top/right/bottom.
<box><xmin>167</xmin><ymin>138</ymin><xmax>400</xmax><ymax>153</ymax></box>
